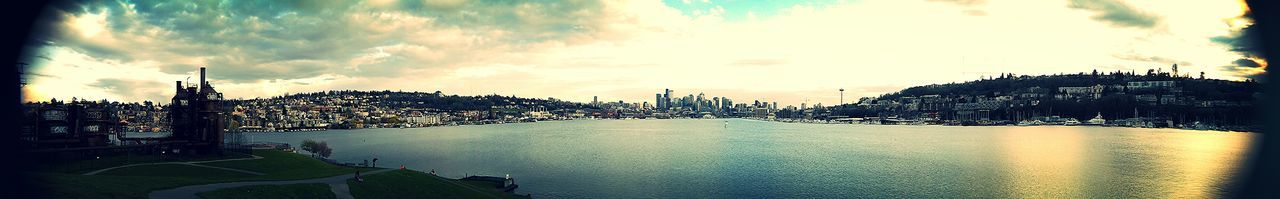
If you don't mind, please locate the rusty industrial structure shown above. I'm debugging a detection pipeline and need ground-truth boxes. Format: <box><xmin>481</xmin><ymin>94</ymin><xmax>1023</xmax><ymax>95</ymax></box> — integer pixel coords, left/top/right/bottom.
<box><xmin>20</xmin><ymin>99</ymin><xmax>120</xmax><ymax>149</ymax></box>
<box><xmin>168</xmin><ymin>67</ymin><xmax>226</xmax><ymax>155</ymax></box>
<box><xmin>20</xmin><ymin>67</ymin><xmax>231</xmax><ymax>156</ymax></box>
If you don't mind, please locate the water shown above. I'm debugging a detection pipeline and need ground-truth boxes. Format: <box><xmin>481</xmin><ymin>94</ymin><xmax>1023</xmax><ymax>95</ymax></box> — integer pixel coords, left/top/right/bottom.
<box><xmin>247</xmin><ymin>119</ymin><xmax>1257</xmax><ymax>198</ymax></box>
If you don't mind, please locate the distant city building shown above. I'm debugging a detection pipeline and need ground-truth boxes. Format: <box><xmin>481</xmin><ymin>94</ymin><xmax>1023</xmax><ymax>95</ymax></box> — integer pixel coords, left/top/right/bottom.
<box><xmin>1126</xmin><ymin>81</ymin><xmax>1176</xmax><ymax>90</ymax></box>
<box><xmin>1056</xmin><ymin>85</ymin><xmax>1105</xmax><ymax>100</ymax></box>
<box><xmin>655</xmin><ymin>93</ymin><xmax>664</xmax><ymax>110</ymax></box>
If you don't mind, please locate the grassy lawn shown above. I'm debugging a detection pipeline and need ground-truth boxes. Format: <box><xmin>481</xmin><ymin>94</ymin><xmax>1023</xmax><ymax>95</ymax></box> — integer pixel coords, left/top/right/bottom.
<box><xmin>28</xmin><ymin>172</ymin><xmax>216</xmax><ymax>199</ymax></box>
<box><xmin>97</xmin><ymin>164</ymin><xmax>257</xmax><ymax>180</ymax></box>
<box><xmin>198</xmin><ymin>149</ymin><xmax>378</xmax><ymax>180</ymax></box>
<box><xmin>347</xmin><ymin>169</ymin><xmax>529</xmax><ymax>199</ymax></box>
<box><xmin>35</xmin><ymin>152</ymin><xmax>252</xmax><ymax>174</ymax></box>
<box><xmin>27</xmin><ymin>149</ymin><xmax>371</xmax><ymax>199</ymax></box>
<box><xmin>196</xmin><ymin>183</ymin><xmax>335</xmax><ymax>199</ymax></box>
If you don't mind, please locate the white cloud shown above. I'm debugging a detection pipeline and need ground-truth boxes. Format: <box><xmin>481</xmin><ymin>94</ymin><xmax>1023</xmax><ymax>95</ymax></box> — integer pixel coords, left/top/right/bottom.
<box><xmin>22</xmin><ymin>0</ymin><xmax>1257</xmax><ymax>107</ymax></box>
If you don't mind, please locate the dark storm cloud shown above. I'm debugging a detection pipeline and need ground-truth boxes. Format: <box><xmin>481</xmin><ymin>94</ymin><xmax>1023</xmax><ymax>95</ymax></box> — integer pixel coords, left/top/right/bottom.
<box><xmin>1211</xmin><ymin>20</ymin><xmax>1264</xmax><ymax>58</ymax></box>
<box><xmin>1067</xmin><ymin>0</ymin><xmax>1160</xmax><ymax>28</ymax></box>
<box><xmin>1220</xmin><ymin>62</ymin><xmax>1266</xmax><ymax>82</ymax></box>
<box><xmin>26</xmin><ymin>0</ymin><xmax>619</xmax><ymax>84</ymax></box>
<box><xmin>392</xmin><ymin>0</ymin><xmax>608</xmax><ymax>40</ymax></box>
<box><xmin>1234</xmin><ymin>58</ymin><xmax>1261</xmax><ymax>68</ymax></box>
<box><xmin>1210</xmin><ymin>12</ymin><xmax>1266</xmax><ymax>81</ymax></box>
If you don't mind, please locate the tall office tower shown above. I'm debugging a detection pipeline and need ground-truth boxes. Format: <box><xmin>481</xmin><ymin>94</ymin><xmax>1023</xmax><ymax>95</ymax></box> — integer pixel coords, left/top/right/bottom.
<box><xmin>664</xmin><ymin>89</ymin><xmax>673</xmax><ymax>109</ymax></box>
<box><xmin>685</xmin><ymin>95</ymin><xmax>694</xmax><ymax>108</ymax></box>
<box><xmin>656</xmin><ymin>93</ymin><xmax>665</xmax><ymax>109</ymax></box>
<box><xmin>722</xmin><ymin>98</ymin><xmax>732</xmax><ymax>112</ymax></box>
<box><xmin>712</xmin><ymin>97</ymin><xmax>720</xmax><ymax>113</ymax></box>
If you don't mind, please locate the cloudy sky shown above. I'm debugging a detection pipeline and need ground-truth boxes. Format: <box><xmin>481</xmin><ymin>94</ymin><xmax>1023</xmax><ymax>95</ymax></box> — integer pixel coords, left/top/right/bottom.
<box><xmin>20</xmin><ymin>0</ymin><xmax>1261</xmax><ymax>106</ymax></box>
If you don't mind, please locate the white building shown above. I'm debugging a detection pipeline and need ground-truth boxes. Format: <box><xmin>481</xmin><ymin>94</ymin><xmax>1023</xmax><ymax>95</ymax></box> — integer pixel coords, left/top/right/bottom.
<box><xmin>1126</xmin><ymin>81</ymin><xmax>1176</xmax><ymax>90</ymax></box>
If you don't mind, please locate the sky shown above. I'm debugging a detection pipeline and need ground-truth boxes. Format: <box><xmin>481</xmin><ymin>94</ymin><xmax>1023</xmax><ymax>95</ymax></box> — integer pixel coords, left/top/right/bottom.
<box><xmin>19</xmin><ymin>0</ymin><xmax>1263</xmax><ymax>107</ymax></box>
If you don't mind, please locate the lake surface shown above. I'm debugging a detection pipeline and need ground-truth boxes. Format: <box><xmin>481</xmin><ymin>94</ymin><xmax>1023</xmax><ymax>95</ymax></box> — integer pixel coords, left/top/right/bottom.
<box><xmin>247</xmin><ymin>119</ymin><xmax>1257</xmax><ymax>198</ymax></box>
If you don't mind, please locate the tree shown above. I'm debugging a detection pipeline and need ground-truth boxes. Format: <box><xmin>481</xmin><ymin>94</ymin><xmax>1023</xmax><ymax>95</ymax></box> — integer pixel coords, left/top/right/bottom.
<box><xmin>301</xmin><ymin>139</ymin><xmax>319</xmax><ymax>157</ymax></box>
<box><xmin>315</xmin><ymin>141</ymin><xmax>333</xmax><ymax>159</ymax></box>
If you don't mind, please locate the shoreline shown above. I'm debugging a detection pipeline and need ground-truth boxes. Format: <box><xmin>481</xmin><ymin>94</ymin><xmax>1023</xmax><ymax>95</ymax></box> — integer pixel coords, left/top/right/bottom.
<box><xmin>739</xmin><ymin>117</ymin><xmax>1256</xmax><ymax>133</ymax></box>
<box><xmin>206</xmin><ymin>117</ymin><xmax>1257</xmax><ymax>134</ymax></box>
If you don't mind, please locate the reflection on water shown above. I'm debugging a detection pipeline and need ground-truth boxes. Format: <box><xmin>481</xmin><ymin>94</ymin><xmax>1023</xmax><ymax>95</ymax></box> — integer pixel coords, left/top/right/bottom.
<box><xmin>248</xmin><ymin>119</ymin><xmax>1256</xmax><ymax>198</ymax></box>
<box><xmin>998</xmin><ymin>127</ymin><xmax>1086</xmax><ymax>198</ymax></box>
<box><xmin>993</xmin><ymin>127</ymin><xmax>1255</xmax><ymax>198</ymax></box>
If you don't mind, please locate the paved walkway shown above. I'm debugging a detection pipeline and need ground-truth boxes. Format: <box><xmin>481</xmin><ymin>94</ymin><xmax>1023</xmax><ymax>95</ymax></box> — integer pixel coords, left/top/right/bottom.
<box><xmin>149</xmin><ymin>168</ymin><xmax>393</xmax><ymax>199</ymax></box>
<box><xmin>82</xmin><ymin>155</ymin><xmax>265</xmax><ymax>176</ymax></box>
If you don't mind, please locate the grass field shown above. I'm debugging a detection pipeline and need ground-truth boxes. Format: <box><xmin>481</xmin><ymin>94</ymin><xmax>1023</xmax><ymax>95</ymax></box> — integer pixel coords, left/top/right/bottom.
<box><xmin>29</xmin><ymin>149</ymin><xmax>519</xmax><ymax>199</ymax></box>
<box><xmin>35</xmin><ymin>152</ymin><xmax>252</xmax><ymax>174</ymax></box>
<box><xmin>196</xmin><ymin>183</ymin><xmax>336</xmax><ymax>199</ymax></box>
<box><xmin>29</xmin><ymin>172</ymin><xmax>217</xmax><ymax>198</ymax></box>
<box><xmin>347</xmin><ymin>169</ymin><xmax>529</xmax><ymax>199</ymax></box>
<box><xmin>198</xmin><ymin>149</ymin><xmax>377</xmax><ymax>180</ymax></box>
<box><xmin>27</xmin><ymin>149</ymin><xmax>368</xmax><ymax>198</ymax></box>
<box><xmin>97</xmin><ymin>164</ymin><xmax>258</xmax><ymax>180</ymax></box>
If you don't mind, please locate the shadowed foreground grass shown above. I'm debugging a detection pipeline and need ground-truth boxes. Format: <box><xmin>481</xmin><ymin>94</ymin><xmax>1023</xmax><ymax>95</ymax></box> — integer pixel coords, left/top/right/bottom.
<box><xmin>98</xmin><ymin>164</ymin><xmax>257</xmax><ymax>179</ymax></box>
<box><xmin>35</xmin><ymin>152</ymin><xmax>252</xmax><ymax>174</ymax></box>
<box><xmin>198</xmin><ymin>149</ymin><xmax>376</xmax><ymax>180</ymax></box>
<box><xmin>28</xmin><ymin>149</ymin><xmax>371</xmax><ymax>198</ymax></box>
<box><xmin>347</xmin><ymin>169</ymin><xmax>530</xmax><ymax>199</ymax></box>
<box><xmin>196</xmin><ymin>183</ymin><xmax>336</xmax><ymax>199</ymax></box>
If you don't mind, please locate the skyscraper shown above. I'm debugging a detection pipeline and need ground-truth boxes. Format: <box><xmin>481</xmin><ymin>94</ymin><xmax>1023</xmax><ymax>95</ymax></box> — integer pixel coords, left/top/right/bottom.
<box><xmin>712</xmin><ymin>97</ymin><xmax>720</xmax><ymax>113</ymax></box>
<box><xmin>696</xmin><ymin>93</ymin><xmax>705</xmax><ymax>111</ymax></box>
<box><xmin>655</xmin><ymin>93</ymin><xmax>664</xmax><ymax>110</ymax></box>
<box><xmin>664</xmin><ymin>89</ymin><xmax>673</xmax><ymax>109</ymax></box>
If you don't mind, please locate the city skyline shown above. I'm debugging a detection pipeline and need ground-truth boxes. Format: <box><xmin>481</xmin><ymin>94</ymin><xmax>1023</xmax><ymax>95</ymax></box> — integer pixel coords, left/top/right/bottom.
<box><xmin>19</xmin><ymin>0</ymin><xmax>1263</xmax><ymax>106</ymax></box>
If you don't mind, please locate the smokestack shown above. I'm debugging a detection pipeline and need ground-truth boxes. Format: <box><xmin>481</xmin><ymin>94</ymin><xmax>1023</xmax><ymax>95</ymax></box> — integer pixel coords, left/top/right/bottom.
<box><xmin>176</xmin><ymin>81</ymin><xmax>182</xmax><ymax>91</ymax></box>
<box><xmin>199</xmin><ymin>67</ymin><xmax>206</xmax><ymax>91</ymax></box>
